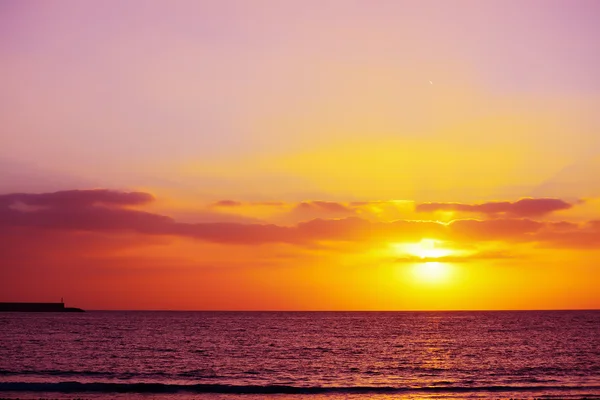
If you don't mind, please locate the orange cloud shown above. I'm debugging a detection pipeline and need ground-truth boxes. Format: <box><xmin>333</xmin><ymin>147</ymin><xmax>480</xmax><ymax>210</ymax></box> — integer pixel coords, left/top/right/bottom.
<box><xmin>216</xmin><ymin>200</ymin><xmax>288</xmax><ymax>207</ymax></box>
<box><xmin>286</xmin><ymin>201</ymin><xmax>356</xmax><ymax>222</ymax></box>
<box><xmin>448</xmin><ymin>218</ymin><xmax>543</xmax><ymax>241</ymax></box>
<box><xmin>2</xmin><ymin>190</ymin><xmax>599</xmax><ymax>249</ymax></box>
<box><xmin>210</xmin><ymin>200</ymin><xmax>243</xmax><ymax>207</ymax></box>
<box><xmin>394</xmin><ymin>250</ymin><xmax>517</xmax><ymax>264</ymax></box>
<box><xmin>534</xmin><ymin>221</ymin><xmax>600</xmax><ymax>249</ymax></box>
<box><xmin>416</xmin><ymin>198</ymin><xmax>574</xmax><ymax>217</ymax></box>
<box><xmin>2</xmin><ymin>190</ymin><xmax>600</xmax><ymax>310</ymax></box>
<box><xmin>203</xmin><ymin>199</ymin><xmax>416</xmax><ymax>225</ymax></box>
<box><xmin>296</xmin><ymin>201</ymin><xmax>353</xmax><ymax>213</ymax></box>
<box><xmin>587</xmin><ymin>220</ymin><xmax>600</xmax><ymax>229</ymax></box>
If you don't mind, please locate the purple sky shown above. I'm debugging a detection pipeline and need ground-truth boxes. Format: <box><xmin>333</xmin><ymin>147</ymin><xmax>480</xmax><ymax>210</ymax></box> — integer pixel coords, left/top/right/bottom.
<box><xmin>1</xmin><ymin>0</ymin><xmax>599</xmax><ymax>201</ymax></box>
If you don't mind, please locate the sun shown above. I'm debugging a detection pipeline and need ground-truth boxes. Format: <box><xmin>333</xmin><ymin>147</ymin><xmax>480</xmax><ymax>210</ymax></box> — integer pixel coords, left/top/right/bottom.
<box><xmin>393</xmin><ymin>238</ymin><xmax>453</xmax><ymax>260</ymax></box>
<box><xmin>408</xmin><ymin>238</ymin><xmax>453</xmax><ymax>259</ymax></box>
<box><xmin>412</xmin><ymin>262</ymin><xmax>451</xmax><ymax>283</ymax></box>
<box><xmin>391</xmin><ymin>239</ymin><xmax>454</xmax><ymax>284</ymax></box>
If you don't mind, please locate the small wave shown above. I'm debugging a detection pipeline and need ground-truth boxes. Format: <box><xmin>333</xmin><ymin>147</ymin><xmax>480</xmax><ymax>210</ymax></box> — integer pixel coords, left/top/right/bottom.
<box><xmin>0</xmin><ymin>382</ymin><xmax>598</xmax><ymax>394</ymax></box>
<box><xmin>0</xmin><ymin>370</ymin><xmax>107</xmax><ymax>377</ymax></box>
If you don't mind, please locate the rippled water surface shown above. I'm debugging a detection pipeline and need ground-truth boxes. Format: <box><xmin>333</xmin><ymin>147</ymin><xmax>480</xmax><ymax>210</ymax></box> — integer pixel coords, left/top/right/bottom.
<box><xmin>0</xmin><ymin>311</ymin><xmax>598</xmax><ymax>399</ymax></box>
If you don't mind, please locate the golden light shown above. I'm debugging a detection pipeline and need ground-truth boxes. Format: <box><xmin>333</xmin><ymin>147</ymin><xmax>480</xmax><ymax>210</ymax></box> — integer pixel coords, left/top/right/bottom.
<box><xmin>391</xmin><ymin>239</ymin><xmax>455</xmax><ymax>284</ymax></box>
<box><xmin>412</xmin><ymin>262</ymin><xmax>451</xmax><ymax>284</ymax></box>
<box><xmin>393</xmin><ymin>238</ymin><xmax>453</xmax><ymax>259</ymax></box>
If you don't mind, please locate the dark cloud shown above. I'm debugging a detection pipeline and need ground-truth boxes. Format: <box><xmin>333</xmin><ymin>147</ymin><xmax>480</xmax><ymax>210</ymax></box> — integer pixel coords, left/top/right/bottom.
<box><xmin>0</xmin><ymin>191</ymin><xmax>169</xmax><ymax>242</ymax></box>
<box><xmin>0</xmin><ymin>192</ymin><xmax>439</xmax><ymax>245</ymax></box>
<box><xmin>416</xmin><ymin>198</ymin><xmax>574</xmax><ymax>217</ymax></box>
<box><xmin>1</xmin><ymin>190</ymin><xmax>599</xmax><ymax>249</ymax></box>
<box><xmin>0</xmin><ymin>189</ymin><xmax>154</xmax><ymax>208</ymax></box>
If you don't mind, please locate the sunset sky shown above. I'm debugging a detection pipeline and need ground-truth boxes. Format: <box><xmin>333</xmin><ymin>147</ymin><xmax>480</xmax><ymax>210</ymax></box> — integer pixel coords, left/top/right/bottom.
<box><xmin>1</xmin><ymin>0</ymin><xmax>599</xmax><ymax>310</ymax></box>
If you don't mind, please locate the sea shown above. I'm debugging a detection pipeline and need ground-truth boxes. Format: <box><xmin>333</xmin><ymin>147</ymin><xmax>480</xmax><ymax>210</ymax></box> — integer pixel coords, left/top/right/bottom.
<box><xmin>0</xmin><ymin>311</ymin><xmax>598</xmax><ymax>399</ymax></box>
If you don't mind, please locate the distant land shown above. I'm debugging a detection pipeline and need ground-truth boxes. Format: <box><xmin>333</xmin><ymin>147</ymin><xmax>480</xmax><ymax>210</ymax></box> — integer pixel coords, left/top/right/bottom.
<box><xmin>0</xmin><ymin>302</ymin><xmax>84</xmax><ymax>312</ymax></box>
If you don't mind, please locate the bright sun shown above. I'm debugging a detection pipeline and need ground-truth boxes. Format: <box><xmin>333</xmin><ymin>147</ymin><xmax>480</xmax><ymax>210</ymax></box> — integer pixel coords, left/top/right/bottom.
<box><xmin>392</xmin><ymin>239</ymin><xmax>454</xmax><ymax>284</ymax></box>
<box><xmin>393</xmin><ymin>238</ymin><xmax>453</xmax><ymax>260</ymax></box>
<box><xmin>407</xmin><ymin>238</ymin><xmax>453</xmax><ymax>259</ymax></box>
<box><xmin>412</xmin><ymin>261</ymin><xmax>450</xmax><ymax>283</ymax></box>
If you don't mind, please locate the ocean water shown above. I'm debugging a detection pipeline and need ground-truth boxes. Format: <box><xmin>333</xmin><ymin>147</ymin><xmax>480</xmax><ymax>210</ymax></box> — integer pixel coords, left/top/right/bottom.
<box><xmin>0</xmin><ymin>311</ymin><xmax>598</xmax><ymax>399</ymax></box>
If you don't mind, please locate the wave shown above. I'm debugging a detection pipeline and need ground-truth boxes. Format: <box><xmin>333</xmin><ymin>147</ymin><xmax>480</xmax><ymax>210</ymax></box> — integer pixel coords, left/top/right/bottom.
<box><xmin>0</xmin><ymin>382</ymin><xmax>598</xmax><ymax>394</ymax></box>
<box><xmin>0</xmin><ymin>369</ymin><xmax>110</xmax><ymax>377</ymax></box>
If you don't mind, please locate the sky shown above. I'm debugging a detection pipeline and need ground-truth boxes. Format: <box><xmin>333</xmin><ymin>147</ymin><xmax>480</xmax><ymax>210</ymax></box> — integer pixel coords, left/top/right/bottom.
<box><xmin>1</xmin><ymin>0</ymin><xmax>599</xmax><ymax>310</ymax></box>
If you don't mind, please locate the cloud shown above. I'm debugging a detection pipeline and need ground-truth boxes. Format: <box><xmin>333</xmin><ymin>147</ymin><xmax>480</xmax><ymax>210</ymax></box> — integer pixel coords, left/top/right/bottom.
<box><xmin>448</xmin><ymin>218</ymin><xmax>544</xmax><ymax>241</ymax></box>
<box><xmin>549</xmin><ymin>221</ymin><xmax>579</xmax><ymax>231</ymax></box>
<box><xmin>534</xmin><ymin>231</ymin><xmax>600</xmax><ymax>249</ymax></box>
<box><xmin>394</xmin><ymin>250</ymin><xmax>518</xmax><ymax>264</ymax></box>
<box><xmin>0</xmin><ymin>191</ymin><xmax>437</xmax><ymax>244</ymax></box>
<box><xmin>299</xmin><ymin>201</ymin><xmax>353</xmax><ymax>213</ymax></box>
<box><xmin>204</xmin><ymin>199</ymin><xmax>414</xmax><ymax>225</ymax></box>
<box><xmin>290</xmin><ymin>201</ymin><xmax>356</xmax><ymax>219</ymax></box>
<box><xmin>1</xmin><ymin>189</ymin><xmax>599</xmax><ymax>249</ymax></box>
<box><xmin>1</xmin><ymin>205</ymin><xmax>172</xmax><ymax>233</ymax></box>
<box><xmin>0</xmin><ymin>189</ymin><xmax>154</xmax><ymax>208</ymax></box>
<box><xmin>0</xmin><ymin>190</ymin><xmax>170</xmax><ymax>234</ymax></box>
<box><xmin>534</xmin><ymin>220</ymin><xmax>600</xmax><ymax>249</ymax></box>
<box><xmin>210</xmin><ymin>200</ymin><xmax>243</xmax><ymax>207</ymax></box>
<box><xmin>349</xmin><ymin>201</ymin><xmax>385</xmax><ymax>206</ymax></box>
<box><xmin>255</xmin><ymin>201</ymin><xmax>286</xmax><ymax>207</ymax></box>
<box><xmin>416</xmin><ymin>198</ymin><xmax>574</xmax><ymax>217</ymax></box>
<box><xmin>587</xmin><ymin>220</ymin><xmax>600</xmax><ymax>230</ymax></box>
<box><xmin>210</xmin><ymin>200</ymin><xmax>306</xmax><ymax>208</ymax></box>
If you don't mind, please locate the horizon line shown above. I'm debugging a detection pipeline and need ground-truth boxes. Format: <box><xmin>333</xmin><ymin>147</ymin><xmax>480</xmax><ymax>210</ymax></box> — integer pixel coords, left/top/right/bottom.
<box><xmin>81</xmin><ymin>308</ymin><xmax>600</xmax><ymax>312</ymax></box>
